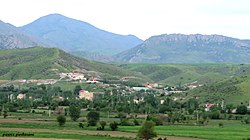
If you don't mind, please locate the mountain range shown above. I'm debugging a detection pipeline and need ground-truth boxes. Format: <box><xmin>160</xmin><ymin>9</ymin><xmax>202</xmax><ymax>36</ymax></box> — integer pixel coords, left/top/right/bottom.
<box><xmin>115</xmin><ymin>34</ymin><xmax>250</xmax><ymax>63</ymax></box>
<box><xmin>1</xmin><ymin>14</ymin><xmax>250</xmax><ymax>63</ymax></box>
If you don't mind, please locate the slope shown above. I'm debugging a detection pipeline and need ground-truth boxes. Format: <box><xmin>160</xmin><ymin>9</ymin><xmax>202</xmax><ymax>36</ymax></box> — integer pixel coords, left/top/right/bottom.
<box><xmin>0</xmin><ymin>47</ymin><xmax>149</xmax><ymax>81</ymax></box>
<box><xmin>0</xmin><ymin>20</ymin><xmax>45</xmax><ymax>49</ymax></box>
<box><xmin>188</xmin><ymin>72</ymin><xmax>250</xmax><ymax>106</ymax></box>
<box><xmin>119</xmin><ymin>63</ymin><xmax>250</xmax><ymax>85</ymax></box>
<box><xmin>20</xmin><ymin>14</ymin><xmax>143</xmax><ymax>60</ymax></box>
<box><xmin>115</xmin><ymin>34</ymin><xmax>250</xmax><ymax>63</ymax></box>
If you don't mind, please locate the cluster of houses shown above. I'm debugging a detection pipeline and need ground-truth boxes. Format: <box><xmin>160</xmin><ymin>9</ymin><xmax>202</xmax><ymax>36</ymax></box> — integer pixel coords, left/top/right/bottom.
<box><xmin>60</xmin><ymin>73</ymin><xmax>86</xmax><ymax>81</ymax></box>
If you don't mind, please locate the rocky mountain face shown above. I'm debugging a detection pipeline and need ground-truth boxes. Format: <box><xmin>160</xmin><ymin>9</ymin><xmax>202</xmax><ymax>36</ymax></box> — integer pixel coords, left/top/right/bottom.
<box><xmin>20</xmin><ymin>14</ymin><xmax>143</xmax><ymax>60</ymax></box>
<box><xmin>114</xmin><ymin>34</ymin><xmax>250</xmax><ymax>63</ymax></box>
<box><xmin>0</xmin><ymin>20</ymin><xmax>45</xmax><ymax>49</ymax></box>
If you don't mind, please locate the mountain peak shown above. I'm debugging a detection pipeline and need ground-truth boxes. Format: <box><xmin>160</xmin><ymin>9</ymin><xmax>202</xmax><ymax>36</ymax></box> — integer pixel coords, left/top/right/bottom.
<box><xmin>19</xmin><ymin>13</ymin><xmax>143</xmax><ymax>60</ymax></box>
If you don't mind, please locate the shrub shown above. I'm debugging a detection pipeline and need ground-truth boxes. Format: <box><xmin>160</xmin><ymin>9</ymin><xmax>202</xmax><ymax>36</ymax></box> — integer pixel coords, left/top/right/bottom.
<box><xmin>137</xmin><ymin>121</ymin><xmax>157</xmax><ymax>140</ymax></box>
<box><xmin>57</xmin><ymin>115</ymin><xmax>66</xmax><ymax>126</ymax></box>
<box><xmin>241</xmin><ymin>117</ymin><xmax>250</xmax><ymax>124</ymax></box>
<box><xmin>79</xmin><ymin>123</ymin><xmax>84</xmax><ymax>128</ymax></box>
<box><xmin>218</xmin><ymin>122</ymin><xmax>224</xmax><ymax>127</ymax></box>
<box><xmin>120</xmin><ymin>118</ymin><xmax>133</xmax><ymax>126</ymax></box>
<box><xmin>147</xmin><ymin>114</ymin><xmax>164</xmax><ymax>125</ymax></box>
<box><xmin>134</xmin><ymin>119</ymin><xmax>140</xmax><ymax>126</ymax></box>
<box><xmin>99</xmin><ymin>121</ymin><xmax>107</xmax><ymax>130</ymax></box>
<box><xmin>87</xmin><ymin>111</ymin><xmax>100</xmax><ymax>126</ymax></box>
<box><xmin>110</xmin><ymin>121</ymin><xmax>118</xmax><ymax>131</ymax></box>
<box><xmin>3</xmin><ymin>111</ymin><xmax>8</xmax><ymax>119</ymax></box>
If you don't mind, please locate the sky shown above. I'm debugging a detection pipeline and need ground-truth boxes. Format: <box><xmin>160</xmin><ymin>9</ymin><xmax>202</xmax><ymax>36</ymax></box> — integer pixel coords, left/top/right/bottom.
<box><xmin>0</xmin><ymin>0</ymin><xmax>250</xmax><ymax>40</ymax></box>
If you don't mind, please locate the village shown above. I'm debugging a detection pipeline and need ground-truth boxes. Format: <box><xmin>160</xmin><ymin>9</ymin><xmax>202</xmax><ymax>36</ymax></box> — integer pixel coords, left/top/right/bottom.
<box><xmin>1</xmin><ymin>70</ymin><xmax>249</xmax><ymax>114</ymax></box>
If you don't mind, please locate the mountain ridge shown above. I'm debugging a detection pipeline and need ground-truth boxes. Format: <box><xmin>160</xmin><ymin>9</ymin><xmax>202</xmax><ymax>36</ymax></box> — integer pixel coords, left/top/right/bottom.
<box><xmin>114</xmin><ymin>33</ymin><xmax>250</xmax><ymax>63</ymax></box>
<box><xmin>0</xmin><ymin>20</ymin><xmax>46</xmax><ymax>49</ymax></box>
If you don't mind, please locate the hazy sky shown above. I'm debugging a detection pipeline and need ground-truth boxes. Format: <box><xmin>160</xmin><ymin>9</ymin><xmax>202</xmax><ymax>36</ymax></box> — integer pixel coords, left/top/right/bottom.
<box><xmin>0</xmin><ymin>0</ymin><xmax>250</xmax><ymax>40</ymax></box>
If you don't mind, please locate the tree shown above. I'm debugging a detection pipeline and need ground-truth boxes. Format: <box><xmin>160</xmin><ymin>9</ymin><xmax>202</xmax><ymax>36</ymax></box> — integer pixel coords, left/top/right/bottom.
<box><xmin>57</xmin><ymin>115</ymin><xmax>66</xmax><ymax>126</ymax></box>
<box><xmin>74</xmin><ymin>85</ymin><xmax>82</xmax><ymax>96</ymax></box>
<box><xmin>236</xmin><ymin>105</ymin><xmax>248</xmax><ymax>115</ymax></box>
<box><xmin>3</xmin><ymin>110</ymin><xmax>8</xmax><ymax>119</ymax></box>
<box><xmin>137</xmin><ymin>121</ymin><xmax>157</xmax><ymax>140</ymax></box>
<box><xmin>99</xmin><ymin>121</ymin><xmax>106</xmax><ymax>130</ymax></box>
<box><xmin>86</xmin><ymin>111</ymin><xmax>100</xmax><ymax>126</ymax></box>
<box><xmin>69</xmin><ymin>104</ymin><xmax>81</xmax><ymax>121</ymax></box>
<box><xmin>110</xmin><ymin>121</ymin><xmax>118</xmax><ymax>131</ymax></box>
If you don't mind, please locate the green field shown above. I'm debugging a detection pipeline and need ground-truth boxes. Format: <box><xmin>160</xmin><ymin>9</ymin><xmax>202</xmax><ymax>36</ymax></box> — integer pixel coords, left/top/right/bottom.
<box><xmin>0</xmin><ymin>117</ymin><xmax>250</xmax><ymax>140</ymax></box>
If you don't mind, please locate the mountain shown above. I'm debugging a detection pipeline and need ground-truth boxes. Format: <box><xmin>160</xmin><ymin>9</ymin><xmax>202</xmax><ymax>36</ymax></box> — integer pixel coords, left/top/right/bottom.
<box><xmin>0</xmin><ymin>47</ymin><xmax>149</xmax><ymax>82</ymax></box>
<box><xmin>115</xmin><ymin>34</ymin><xmax>250</xmax><ymax>63</ymax></box>
<box><xmin>20</xmin><ymin>14</ymin><xmax>143</xmax><ymax>60</ymax></box>
<box><xmin>0</xmin><ymin>20</ymin><xmax>45</xmax><ymax>49</ymax></box>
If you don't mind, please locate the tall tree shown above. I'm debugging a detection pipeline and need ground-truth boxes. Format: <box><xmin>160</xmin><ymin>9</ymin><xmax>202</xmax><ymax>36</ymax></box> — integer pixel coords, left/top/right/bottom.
<box><xmin>69</xmin><ymin>104</ymin><xmax>81</xmax><ymax>121</ymax></box>
<box><xmin>74</xmin><ymin>85</ymin><xmax>82</xmax><ymax>96</ymax></box>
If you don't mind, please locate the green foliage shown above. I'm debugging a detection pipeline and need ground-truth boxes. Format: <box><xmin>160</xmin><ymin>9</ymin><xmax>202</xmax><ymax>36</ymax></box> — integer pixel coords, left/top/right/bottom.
<box><xmin>99</xmin><ymin>121</ymin><xmax>106</xmax><ymax>130</ymax></box>
<box><xmin>57</xmin><ymin>115</ymin><xmax>66</xmax><ymax>126</ymax></box>
<box><xmin>146</xmin><ymin>114</ymin><xmax>165</xmax><ymax>126</ymax></box>
<box><xmin>236</xmin><ymin>105</ymin><xmax>248</xmax><ymax>115</ymax></box>
<box><xmin>3</xmin><ymin>110</ymin><xmax>8</xmax><ymax>118</ymax></box>
<box><xmin>109</xmin><ymin>121</ymin><xmax>118</xmax><ymax>131</ymax></box>
<box><xmin>69</xmin><ymin>104</ymin><xmax>81</xmax><ymax>121</ymax></box>
<box><xmin>86</xmin><ymin>111</ymin><xmax>100</xmax><ymax>126</ymax></box>
<box><xmin>137</xmin><ymin>121</ymin><xmax>157</xmax><ymax>140</ymax></box>
<box><xmin>78</xmin><ymin>122</ymin><xmax>84</xmax><ymax>128</ymax></box>
<box><xmin>241</xmin><ymin>116</ymin><xmax>250</xmax><ymax>124</ymax></box>
<box><xmin>74</xmin><ymin>85</ymin><xmax>81</xmax><ymax>96</ymax></box>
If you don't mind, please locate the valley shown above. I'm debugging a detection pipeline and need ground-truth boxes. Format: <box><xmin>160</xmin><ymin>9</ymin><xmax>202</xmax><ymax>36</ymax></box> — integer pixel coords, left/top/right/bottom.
<box><xmin>1</xmin><ymin>10</ymin><xmax>250</xmax><ymax>140</ymax></box>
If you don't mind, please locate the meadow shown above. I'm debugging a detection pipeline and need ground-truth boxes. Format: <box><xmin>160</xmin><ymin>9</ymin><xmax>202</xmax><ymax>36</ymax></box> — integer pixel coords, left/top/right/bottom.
<box><xmin>0</xmin><ymin>112</ymin><xmax>250</xmax><ymax>140</ymax></box>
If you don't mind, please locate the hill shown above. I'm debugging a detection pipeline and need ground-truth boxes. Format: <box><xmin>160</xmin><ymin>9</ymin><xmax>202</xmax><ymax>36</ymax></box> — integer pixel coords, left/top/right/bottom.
<box><xmin>119</xmin><ymin>63</ymin><xmax>250</xmax><ymax>85</ymax></box>
<box><xmin>188</xmin><ymin>72</ymin><xmax>250</xmax><ymax>105</ymax></box>
<box><xmin>20</xmin><ymin>14</ymin><xmax>143</xmax><ymax>60</ymax></box>
<box><xmin>114</xmin><ymin>34</ymin><xmax>250</xmax><ymax>63</ymax></box>
<box><xmin>0</xmin><ymin>47</ymin><xmax>149</xmax><ymax>82</ymax></box>
<box><xmin>119</xmin><ymin>63</ymin><xmax>250</xmax><ymax>105</ymax></box>
<box><xmin>0</xmin><ymin>20</ymin><xmax>45</xmax><ymax>49</ymax></box>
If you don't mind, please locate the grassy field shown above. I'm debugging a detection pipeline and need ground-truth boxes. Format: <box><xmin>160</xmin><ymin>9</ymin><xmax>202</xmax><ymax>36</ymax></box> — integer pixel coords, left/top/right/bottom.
<box><xmin>0</xmin><ymin>114</ymin><xmax>250</xmax><ymax>140</ymax></box>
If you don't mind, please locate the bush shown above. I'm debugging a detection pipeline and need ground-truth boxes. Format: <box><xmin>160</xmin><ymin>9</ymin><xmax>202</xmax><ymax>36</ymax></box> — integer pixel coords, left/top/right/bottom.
<box><xmin>218</xmin><ymin>122</ymin><xmax>224</xmax><ymax>127</ymax></box>
<box><xmin>120</xmin><ymin>118</ymin><xmax>134</xmax><ymax>126</ymax></box>
<box><xmin>147</xmin><ymin>114</ymin><xmax>164</xmax><ymax>125</ymax></box>
<box><xmin>57</xmin><ymin>115</ymin><xmax>66</xmax><ymax>126</ymax></box>
<box><xmin>110</xmin><ymin>121</ymin><xmax>118</xmax><ymax>131</ymax></box>
<box><xmin>87</xmin><ymin>111</ymin><xmax>100</xmax><ymax>126</ymax></box>
<box><xmin>99</xmin><ymin>121</ymin><xmax>107</xmax><ymax>130</ymax></box>
<box><xmin>79</xmin><ymin>123</ymin><xmax>84</xmax><ymax>128</ymax></box>
<box><xmin>236</xmin><ymin>105</ymin><xmax>248</xmax><ymax>115</ymax></box>
<box><xmin>133</xmin><ymin>119</ymin><xmax>140</xmax><ymax>126</ymax></box>
<box><xmin>3</xmin><ymin>111</ymin><xmax>8</xmax><ymax>119</ymax></box>
<box><xmin>241</xmin><ymin>117</ymin><xmax>250</xmax><ymax>124</ymax></box>
<box><xmin>137</xmin><ymin>121</ymin><xmax>157</xmax><ymax>140</ymax></box>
